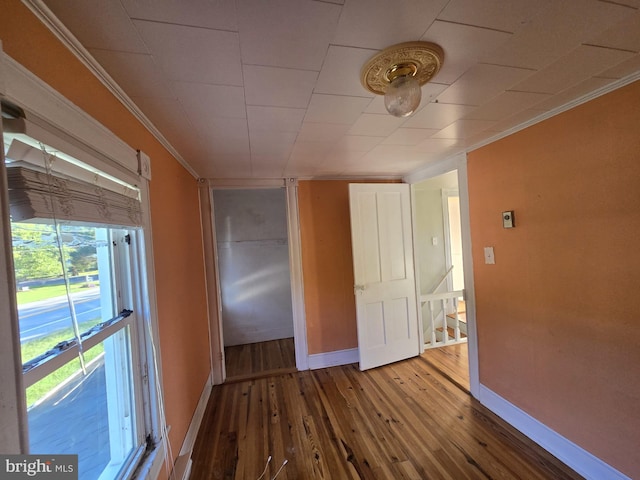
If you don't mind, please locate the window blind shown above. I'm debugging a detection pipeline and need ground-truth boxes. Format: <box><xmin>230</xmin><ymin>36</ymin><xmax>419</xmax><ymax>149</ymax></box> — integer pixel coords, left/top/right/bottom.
<box><xmin>3</xmin><ymin>114</ymin><xmax>142</xmax><ymax>227</ymax></box>
<box><xmin>7</xmin><ymin>164</ymin><xmax>142</xmax><ymax>227</ymax></box>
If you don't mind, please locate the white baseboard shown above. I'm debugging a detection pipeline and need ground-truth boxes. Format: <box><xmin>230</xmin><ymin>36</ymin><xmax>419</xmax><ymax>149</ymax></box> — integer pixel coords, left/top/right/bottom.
<box><xmin>170</xmin><ymin>372</ymin><xmax>212</xmax><ymax>480</ymax></box>
<box><xmin>308</xmin><ymin>348</ymin><xmax>359</xmax><ymax>370</ymax></box>
<box><xmin>479</xmin><ymin>385</ymin><xmax>630</xmax><ymax>480</ymax></box>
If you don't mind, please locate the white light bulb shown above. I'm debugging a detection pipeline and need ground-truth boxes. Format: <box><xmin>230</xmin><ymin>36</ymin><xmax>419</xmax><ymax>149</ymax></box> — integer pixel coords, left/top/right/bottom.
<box><xmin>384</xmin><ymin>75</ymin><xmax>421</xmax><ymax>118</ymax></box>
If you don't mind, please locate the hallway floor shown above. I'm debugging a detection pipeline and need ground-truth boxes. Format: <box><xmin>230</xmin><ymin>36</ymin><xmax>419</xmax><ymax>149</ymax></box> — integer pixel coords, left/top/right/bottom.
<box><xmin>224</xmin><ymin>337</ymin><xmax>296</xmax><ymax>382</ymax></box>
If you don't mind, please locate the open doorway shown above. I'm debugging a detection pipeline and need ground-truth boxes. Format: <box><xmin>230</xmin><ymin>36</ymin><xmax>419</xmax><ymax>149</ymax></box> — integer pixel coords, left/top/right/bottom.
<box><xmin>212</xmin><ymin>188</ymin><xmax>297</xmax><ymax>380</ymax></box>
<box><xmin>413</xmin><ymin>171</ymin><xmax>469</xmax><ymax>390</ymax></box>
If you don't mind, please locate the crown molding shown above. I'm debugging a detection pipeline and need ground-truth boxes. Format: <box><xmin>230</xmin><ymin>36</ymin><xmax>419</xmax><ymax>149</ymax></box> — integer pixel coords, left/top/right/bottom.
<box><xmin>21</xmin><ymin>0</ymin><xmax>199</xmax><ymax>180</ymax></box>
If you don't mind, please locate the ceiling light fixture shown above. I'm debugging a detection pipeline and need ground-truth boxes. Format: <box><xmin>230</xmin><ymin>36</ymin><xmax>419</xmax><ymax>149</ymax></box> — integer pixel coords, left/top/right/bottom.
<box><xmin>361</xmin><ymin>41</ymin><xmax>444</xmax><ymax>118</ymax></box>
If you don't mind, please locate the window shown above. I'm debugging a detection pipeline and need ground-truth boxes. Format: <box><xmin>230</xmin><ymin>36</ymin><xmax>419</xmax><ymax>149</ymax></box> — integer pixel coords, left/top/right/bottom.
<box><xmin>2</xmin><ymin>111</ymin><xmax>161</xmax><ymax>479</ymax></box>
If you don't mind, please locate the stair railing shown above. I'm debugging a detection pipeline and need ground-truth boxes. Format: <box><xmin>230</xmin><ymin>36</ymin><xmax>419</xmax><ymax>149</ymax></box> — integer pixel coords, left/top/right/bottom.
<box><xmin>421</xmin><ymin>266</ymin><xmax>466</xmax><ymax>348</ymax></box>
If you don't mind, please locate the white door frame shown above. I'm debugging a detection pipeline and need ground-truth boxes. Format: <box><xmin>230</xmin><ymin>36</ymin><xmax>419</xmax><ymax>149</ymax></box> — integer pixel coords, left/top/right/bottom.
<box><xmin>442</xmin><ymin>188</ymin><xmax>464</xmax><ymax>294</ymax></box>
<box><xmin>405</xmin><ymin>154</ymin><xmax>480</xmax><ymax>398</ymax></box>
<box><xmin>201</xmin><ymin>178</ymin><xmax>308</xmax><ymax>385</ymax></box>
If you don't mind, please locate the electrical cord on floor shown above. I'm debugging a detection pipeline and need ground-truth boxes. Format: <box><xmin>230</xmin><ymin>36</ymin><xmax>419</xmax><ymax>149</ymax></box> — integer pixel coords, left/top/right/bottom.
<box><xmin>256</xmin><ymin>456</ymin><xmax>271</xmax><ymax>480</ymax></box>
<box><xmin>256</xmin><ymin>456</ymin><xmax>288</xmax><ymax>480</ymax></box>
<box><xmin>271</xmin><ymin>459</ymin><xmax>288</xmax><ymax>479</ymax></box>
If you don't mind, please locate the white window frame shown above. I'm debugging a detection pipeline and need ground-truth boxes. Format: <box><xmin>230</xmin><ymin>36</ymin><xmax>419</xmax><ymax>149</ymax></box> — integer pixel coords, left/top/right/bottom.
<box><xmin>0</xmin><ymin>48</ymin><xmax>165</xmax><ymax>478</ymax></box>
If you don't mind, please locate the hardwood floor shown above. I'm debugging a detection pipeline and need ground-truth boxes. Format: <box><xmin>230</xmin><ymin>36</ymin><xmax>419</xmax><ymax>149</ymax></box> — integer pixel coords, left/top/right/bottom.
<box><xmin>421</xmin><ymin>343</ymin><xmax>470</xmax><ymax>392</ymax></box>
<box><xmin>191</xmin><ymin>355</ymin><xmax>582</xmax><ymax>480</ymax></box>
<box><xmin>225</xmin><ymin>337</ymin><xmax>296</xmax><ymax>382</ymax></box>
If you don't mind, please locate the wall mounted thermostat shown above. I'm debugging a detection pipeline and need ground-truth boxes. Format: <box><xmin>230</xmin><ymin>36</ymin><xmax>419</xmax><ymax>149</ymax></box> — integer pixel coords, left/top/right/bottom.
<box><xmin>502</xmin><ymin>210</ymin><xmax>515</xmax><ymax>228</ymax></box>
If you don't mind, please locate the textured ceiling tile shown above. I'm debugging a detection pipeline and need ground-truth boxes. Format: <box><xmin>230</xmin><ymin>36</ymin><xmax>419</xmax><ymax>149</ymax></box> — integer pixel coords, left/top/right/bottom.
<box><xmin>598</xmin><ymin>54</ymin><xmax>640</xmax><ymax>79</ymax></box>
<box><xmin>381</xmin><ymin>128</ymin><xmax>439</xmax><ymax>146</ymax></box>
<box><xmin>247</xmin><ymin>106</ymin><xmax>306</xmax><ymax>133</ymax></box>
<box><xmin>531</xmin><ymin>77</ymin><xmax>617</xmax><ymax>112</ymax></box>
<box><xmin>249</xmin><ymin>130</ymin><xmax>298</xmax><ymax>157</ymax></box>
<box><xmin>479</xmin><ymin>0</ymin><xmax>634</xmax><ymax>69</ymax></box>
<box><xmin>45</xmin><ymin>0</ymin><xmax>148</xmax><ymax>53</ymax></box>
<box><xmin>332</xmin><ymin>0</ymin><xmax>447</xmax><ymax>49</ymax></box>
<box><xmin>90</xmin><ymin>49</ymin><xmax>175</xmax><ymax>99</ymax></box>
<box><xmin>131</xmin><ymin>96</ymin><xmax>198</xmax><ymax>153</ymax></box>
<box><xmin>297</xmin><ymin>122</ymin><xmax>352</xmax><ymax>143</ymax></box>
<box><xmin>237</xmin><ymin>0</ymin><xmax>342</xmax><ymax>70</ymax></box>
<box><xmin>332</xmin><ymin>135</ymin><xmax>384</xmax><ymax>153</ymax></box>
<box><xmin>347</xmin><ymin>114</ymin><xmax>406</xmax><ymax>137</ymax></box>
<box><xmin>436</xmin><ymin>64</ymin><xmax>533</xmax><ymax>106</ymax></box>
<box><xmin>133</xmin><ymin>20</ymin><xmax>242</xmax><ymax>86</ymax></box>
<box><xmin>437</xmin><ymin>0</ymin><xmax>550</xmax><ymax>33</ymax></box>
<box><xmin>421</xmin><ymin>21</ymin><xmax>512</xmax><ymax>84</ymax></box>
<box><xmin>513</xmin><ymin>45</ymin><xmax>634</xmax><ymax>94</ymax></box>
<box><xmin>413</xmin><ymin>137</ymin><xmax>460</xmax><ymax>153</ymax></box>
<box><xmin>121</xmin><ymin>0</ymin><xmax>238</xmax><ymax>31</ymax></box>
<box><xmin>486</xmin><ymin>108</ymin><xmax>546</xmax><ymax>134</ymax></box>
<box><xmin>305</xmin><ymin>94</ymin><xmax>373</xmax><ymax>124</ymax></box>
<box><xmin>243</xmin><ymin>65</ymin><xmax>317</xmax><ymax>108</ymax></box>
<box><xmin>586</xmin><ymin>12</ymin><xmax>640</xmax><ymax>52</ymax></box>
<box><xmin>463</xmin><ymin>91</ymin><xmax>551</xmax><ymax>121</ymax></box>
<box><xmin>200</xmin><ymin>117</ymin><xmax>250</xmax><ymax>142</ymax></box>
<box><xmin>402</xmin><ymin>103</ymin><xmax>476</xmax><ymax>129</ymax></box>
<box><xmin>315</xmin><ymin>46</ymin><xmax>378</xmax><ymax>97</ymax></box>
<box><xmin>174</xmin><ymin>82</ymin><xmax>246</xmax><ymax>119</ymax></box>
<box><xmin>432</xmin><ymin>119</ymin><xmax>497</xmax><ymax>139</ymax></box>
<box><xmin>251</xmin><ymin>158</ymin><xmax>287</xmax><ymax>179</ymax></box>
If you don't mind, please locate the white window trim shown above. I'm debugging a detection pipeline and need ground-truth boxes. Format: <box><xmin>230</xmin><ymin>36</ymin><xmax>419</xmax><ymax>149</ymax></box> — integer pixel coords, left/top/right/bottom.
<box><xmin>1</xmin><ymin>47</ymin><xmax>165</xmax><ymax>476</ymax></box>
<box><xmin>0</xmin><ymin>47</ymin><xmax>29</xmax><ymax>456</ymax></box>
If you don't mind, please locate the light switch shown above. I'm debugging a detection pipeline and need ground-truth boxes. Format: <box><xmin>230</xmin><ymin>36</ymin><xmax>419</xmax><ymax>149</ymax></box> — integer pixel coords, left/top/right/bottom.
<box><xmin>484</xmin><ymin>246</ymin><xmax>495</xmax><ymax>264</ymax></box>
<box><xmin>431</xmin><ymin>236</ymin><xmax>438</xmax><ymax>246</ymax></box>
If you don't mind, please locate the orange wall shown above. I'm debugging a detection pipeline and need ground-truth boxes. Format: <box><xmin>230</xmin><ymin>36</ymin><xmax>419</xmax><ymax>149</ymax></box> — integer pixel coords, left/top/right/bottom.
<box><xmin>468</xmin><ymin>80</ymin><xmax>640</xmax><ymax>478</ymax></box>
<box><xmin>1</xmin><ymin>0</ymin><xmax>211</xmax><ymax>470</ymax></box>
<box><xmin>298</xmin><ymin>180</ymin><xmax>358</xmax><ymax>354</ymax></box>
<box><xmin>298</xmin><ymin>179</ymin><xmax>399</xmax><ymax>355</ymax></box>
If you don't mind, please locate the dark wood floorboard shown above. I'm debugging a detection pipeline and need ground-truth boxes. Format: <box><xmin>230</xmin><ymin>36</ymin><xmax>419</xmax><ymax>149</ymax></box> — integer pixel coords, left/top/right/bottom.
<box><xmin>421</xmin><ymin>342</ymin><xmax>470</xmax><ymax>392</ymax></box>
<box><xmin>225</xmin><ymin>337</ymin><xmax>296</xmax><ymax>382</ymax></box>
<box><xmin>191</xmin><ymin>356</ymin><xmax>583</xmax><ymax>480</ymax></box>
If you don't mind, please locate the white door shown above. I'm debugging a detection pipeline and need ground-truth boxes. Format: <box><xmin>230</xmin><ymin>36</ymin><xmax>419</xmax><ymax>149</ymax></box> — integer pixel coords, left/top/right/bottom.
<box><xmin>349</xmin><ymin>184</ymin><xmax>420</xmax><ymax>370</ymax></box>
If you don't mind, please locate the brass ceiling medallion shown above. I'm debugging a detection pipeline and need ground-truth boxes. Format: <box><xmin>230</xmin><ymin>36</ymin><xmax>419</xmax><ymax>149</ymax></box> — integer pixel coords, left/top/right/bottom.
<box><xmin>361</xmin><ymin>41</ymin><xmax>444</xmax><ymax>96</ymax></box>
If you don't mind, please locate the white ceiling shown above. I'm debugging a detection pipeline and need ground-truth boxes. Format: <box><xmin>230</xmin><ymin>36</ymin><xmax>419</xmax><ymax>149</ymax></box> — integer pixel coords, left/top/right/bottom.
<box><xmin>41</xmin><ymin>0</ymin><xmax>640</xmax><ymax>179</ymax></box>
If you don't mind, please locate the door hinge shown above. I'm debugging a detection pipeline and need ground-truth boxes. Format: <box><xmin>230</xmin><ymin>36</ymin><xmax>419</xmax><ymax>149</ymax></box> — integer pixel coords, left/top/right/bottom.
<box><xmin>124</xmin><ymin>234</ymin><xmax>131</xmax><ymax>245</ymax></box>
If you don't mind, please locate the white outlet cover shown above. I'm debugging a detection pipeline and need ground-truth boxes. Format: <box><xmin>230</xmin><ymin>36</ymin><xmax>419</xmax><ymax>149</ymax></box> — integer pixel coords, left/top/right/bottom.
<box><xmin>484</xmin><ymin>246</ymin><xmax>495</xmax><ymax>264</ymax></box>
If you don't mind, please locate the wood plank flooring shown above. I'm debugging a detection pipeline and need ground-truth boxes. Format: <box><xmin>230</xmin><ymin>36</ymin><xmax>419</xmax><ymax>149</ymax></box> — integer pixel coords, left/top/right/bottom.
<box><xmin>191</xmin><ymin>355</ymin><xmax>582</xmax><ymax>480</ymax></box>
<box><xmin>225</xmin><ymin>337</ymin><xmax>296</xmax><ymax>382</ymax></box>
<box><xmin>421</xmin><ymin>343</ymin><xmax>470</xmax><ymax>392</ymax></box>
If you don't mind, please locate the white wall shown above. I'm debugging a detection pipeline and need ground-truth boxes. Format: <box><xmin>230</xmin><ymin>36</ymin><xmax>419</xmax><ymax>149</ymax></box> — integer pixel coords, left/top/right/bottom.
<box><xmin>413</xmin><ymin>171</ymin><xmax>458</xmax><ymax>294</ymax></box>
<box><xmin>213</xmin><ymin>188</ymin><xmax>294</xmax><ymax>347</ymax></box>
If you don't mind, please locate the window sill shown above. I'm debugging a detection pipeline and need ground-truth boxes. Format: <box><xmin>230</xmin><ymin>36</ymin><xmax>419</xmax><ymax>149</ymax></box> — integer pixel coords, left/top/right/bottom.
<box><xmin>132</xmin><ymin>441</ymin><xmax>166</xmax><ymax>480</ymax></box>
